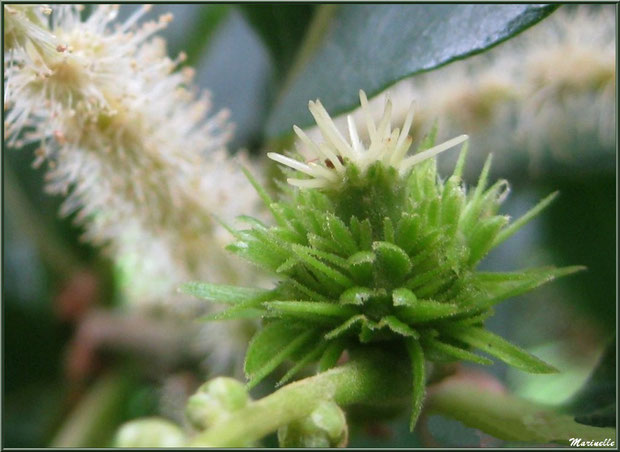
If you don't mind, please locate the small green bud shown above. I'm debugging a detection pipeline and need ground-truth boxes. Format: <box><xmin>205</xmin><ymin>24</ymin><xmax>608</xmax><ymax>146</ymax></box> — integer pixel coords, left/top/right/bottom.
<box><xmin>278</xmin><ymin>400</ymin><xmax>348</xmax><ymax>448</ymax></box>
<box><xmin>185</xmin><ymin>377</ymin><xmax>249</xmax><ymax>429</ymax></box>
<box><xmin>114</xmin><ymin>417</ymin><xmax>185</xmax><ymax>447</ymax></box>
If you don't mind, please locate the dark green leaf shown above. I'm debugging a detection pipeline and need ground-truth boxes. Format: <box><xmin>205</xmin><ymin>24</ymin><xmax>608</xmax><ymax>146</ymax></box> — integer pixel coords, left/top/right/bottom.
<box><xmin>181</xmin><ymin>5</ymin><xmax>231</xmax><ymax>67</ymax></box>
<box><xmin>239</xmin><ymin>5</ymin><xmax>316</xmax><ymax>78</ymax></box>
<box><xmin>266</xmin><ymin>4</ymin><xmax>557</xmax><ymax>137</ymax></box>
<box><xmin>566</xmin><ymin>341</ymin><xmax>616</xmax><ymax>428</ymax></box>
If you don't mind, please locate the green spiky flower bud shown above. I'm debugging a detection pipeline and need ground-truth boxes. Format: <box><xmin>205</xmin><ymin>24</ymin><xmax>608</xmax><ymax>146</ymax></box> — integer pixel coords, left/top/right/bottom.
<box><xmin>182</xmin><ymin>90</ymin><xmax>582</xmax><ymax>430</ymax></box>
<box><xmin>278</xmin><ymin>400</ymin><xmax>348</xmax><ymax>447</ymax></box>
<box><xmin>185</xmin><ymin>377</ymin><xmax>249</xmax><ymax>430</ymax></box>
<box><xmin>114</xmin><ymin>417</ymin><xmax>185</xmax><ymax>447</ymax></box>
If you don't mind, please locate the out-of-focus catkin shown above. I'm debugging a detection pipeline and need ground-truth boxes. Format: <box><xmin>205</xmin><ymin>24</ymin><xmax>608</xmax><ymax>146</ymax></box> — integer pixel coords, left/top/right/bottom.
<box><xmin>4</xmin><ymin>4</ymin><xmax>263</xmax><ymax>369</ymax></box>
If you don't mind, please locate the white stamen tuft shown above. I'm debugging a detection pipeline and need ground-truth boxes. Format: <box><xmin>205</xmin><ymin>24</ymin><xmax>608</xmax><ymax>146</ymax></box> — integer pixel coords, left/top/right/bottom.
<box><xmin>268</xmin><ymin>91</ymin><xmax>469</xmax><ymax>189</ymax></box>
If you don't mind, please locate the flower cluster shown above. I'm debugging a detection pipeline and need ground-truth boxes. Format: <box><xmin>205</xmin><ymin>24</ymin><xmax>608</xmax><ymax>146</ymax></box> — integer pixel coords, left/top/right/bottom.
<box><xmin>185</xmin><ymin>91</ymin><xmax>581</xmax><ymax>429</ymax></box>
<box><xmin>3</xmin><ymin>4</ymin><xmax>262</xmax><ymax>310</ymax></box>
<box><xmin>4</xmin><ymin>4</ymin><xmax>266</xmax><ymax>376</ymax></box>
<box><xmin>268</xmin><ymin>91</ymin><xmax>467</xmax><ymax>189</ymax></box>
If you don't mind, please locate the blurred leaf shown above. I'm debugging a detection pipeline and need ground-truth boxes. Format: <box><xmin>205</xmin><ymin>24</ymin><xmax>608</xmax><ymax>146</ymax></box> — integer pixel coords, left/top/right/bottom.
<box><xmin>539</xmin><ymin>174</ymin><xmax>616</xmax><ymax>332</ymax></box>
<box><xmin>266</xmin><ymin>4</ymin><xmax>557</xmax><ymax>138</ymax></box>
<box><xmin>566</xmin><ymin>341</ymin><xmax>616</xmax><ymax>428</ymax></box>
<box><xmin>239</xmin><ymin>5</ymin><xmax>316</xmax><ymax>78</ymax></box>
<box><xmin>195</xmin><ymin>10</ymin><xmax>273</xmax><ymax>150</ymax></box>
<box><xmin>182</xmin><ymin>5</ymin><xmax>231</xmax><ymax>67</ymax></box>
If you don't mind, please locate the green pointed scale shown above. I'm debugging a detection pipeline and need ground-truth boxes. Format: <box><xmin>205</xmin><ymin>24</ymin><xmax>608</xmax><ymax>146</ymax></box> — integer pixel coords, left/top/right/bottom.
<box><xmin>185</xmin><ymin>135</ymin><xmax>582</xmax><ymax>431</ymax></box>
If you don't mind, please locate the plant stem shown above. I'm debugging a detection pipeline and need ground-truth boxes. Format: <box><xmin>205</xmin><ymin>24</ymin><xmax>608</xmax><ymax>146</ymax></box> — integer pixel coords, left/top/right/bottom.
<box><xmin>189</xmin><ymin>348</ymin><xmax>410</xmax><ymax>447</ymax></box>
<box><xmin>426</xmin><ymin>376</ymin><xmax>616</xmax><ymax>445</ymax></box>
<box><xmin>50</xmin><ymin>373</ymin><xmax>130</xmax><ymax>447</ymax></box>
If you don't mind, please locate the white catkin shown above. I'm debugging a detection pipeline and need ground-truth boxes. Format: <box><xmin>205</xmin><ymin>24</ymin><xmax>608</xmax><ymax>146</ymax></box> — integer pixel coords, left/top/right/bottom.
<box><xmin>4</xmin><ymin>4</ymin><xmax>266</xmax><ymax>371</ymax></box>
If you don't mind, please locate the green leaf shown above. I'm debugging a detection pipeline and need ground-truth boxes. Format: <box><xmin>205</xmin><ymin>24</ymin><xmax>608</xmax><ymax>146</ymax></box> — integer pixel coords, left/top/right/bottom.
<box><xmin>440</xmin><ymin>176</ymin><xmax>465</xmax><ymax>233</ymax></box>
<box><xmin>396</xmin><ymin>299</ymin><xmax>460</xmax><ymax>323</ymax></box>
<box><xmin>372</xmin><ymin>241</ymin><xmax>412</xmax><ymax>284</ymax></box>
<box><xmin>226</xmin><ymin>239</ymin><xmax>287</xmax><ymax>273</ymax></box>
<box><xmin>277</xmin><ymin>342</ymin><xmax>327</xmax><ymax>387</ymax></box>
<box><xmin>301</xmin><ymin>245</ymin><xmax>350</xmax><ymax>270</ymax></box>
<box><xmin>395</xmin><ymin>213</ymin><xmax>420</xmax><ymax>253</ymax></box>
<box><xmin>199</xmin><ymin>306</ymin><xmax>264</xmax><ymax>322</ymax></box>
<box><xmin>382</xmin><ymin>217</ymin><xmax>395</xmax><ymax>243</ymax></box>
<box><xmin>467</xmin><ymin>215</ymin><xmax>510</xmax><ymax>266</ymax></box>
<box><xmin>181</xmin><ymin>5</ymin><xmax>231</xmax><ymax>67</ymax></box>
<box><xmin>392</xmin><ymin>287</ymin><xmax>418</xmax><ymax>307</ymax></box>
<box><xmin>446</xmin><ymin>327</ymin><xmax>558</xmax><ymax>374</ymax></box>
<box><xmin>324</xmin><ymin>315</ymin><xmax>367</xmax><ymax>340</ymax></box>
<box><xmin>180</xmin><ymin>282</ymin><xmax>269</xmax><ymax>305</ymax></box>
<box><xmin>466</xmin><ymin>266</ymin><xmax>585</xmax><ymax>310</ymax></box>
<box><xmin>241</xmin><ymin>167</ymin><xmax>287</xmax><ymax>227</ymax></box>
<box><xmin>325</xmin><ymin>213</ymin><xmax>358</xmax><ymax>256</ymax></box>
<box><xmin>318</xmin><ymin>340</ymin><xmax>346</xmax><ymax>372</ymax></box>
<box><xmin>283</xmin><ymin>278</ymin><xmax>330</xmax><ymax>302</ymax></box>
<box><xmin>347</xmin><ymin>251</ymin><xmax>375</xmax><ymax>283</ymax></box>
<box><xmin>422</xmin><ymin>337</ymin><xmax>492</xmax><ymax>366</ymax></box>
<box><xmin>356</xmin><ymin>218</ymin><xmax>373</xmax><ymax>251</ymax></box>
<box><xmin>340</xmin><ymin>286</ymin><xmax>385</xmax><ymax>306</ymax></box>
<box><xmin>245</xmin><ymin>321</ymin><xmax>316</xmax><ymax>388</ymax></box>
<box><xmin>291</xmin><ymin>244</ymin><xmax>354</xmax><ymax>287</ymax></box>
<box><xmin>492</xmin><ymin>191</ymin><xmax>559</xmax><ymax>248</ymax></box>
<box><xmin>566</xmin><ymin>341</ymin><xmax>616</xmax><ymax>428</ymax></box>
<box><xmin>266</xmin><ymin>4</ymin><xmax>557</xmax><ymax>137</ymax></box>
<box><xmin>266</xmin><ymin>301</ymin><xmax>357</xmax><ymax>321</ymax></box>
<box><xmin>239</xmin><ymin>5</ymin><xmax>316</xmax><ymax>79</ymax></box>
<box><xmin>380</xmin><ymin>315</ymin><xmax>419</xmax><ymax>338</ymax></box>
<box><xmin>406</xmin><ymin>339</ymin><xmax>426</xmax><ymax>431</ymax></box>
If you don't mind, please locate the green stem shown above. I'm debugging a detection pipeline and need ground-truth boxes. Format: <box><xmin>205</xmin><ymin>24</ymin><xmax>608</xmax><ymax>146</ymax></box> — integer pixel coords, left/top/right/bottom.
<box><xmin>190</xmin><ymin>348</ymin><xmax>409</xmax><ymax>447</ymax></box>
<box><xmin>426</xmin><ymin>378</ymin><xmax>616</xmax><ymax>445</ymax></box>
<box><xmin>50</xmin><ymin>373</ymin><xmax>130</xmax><ymax>447</ymax></box>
